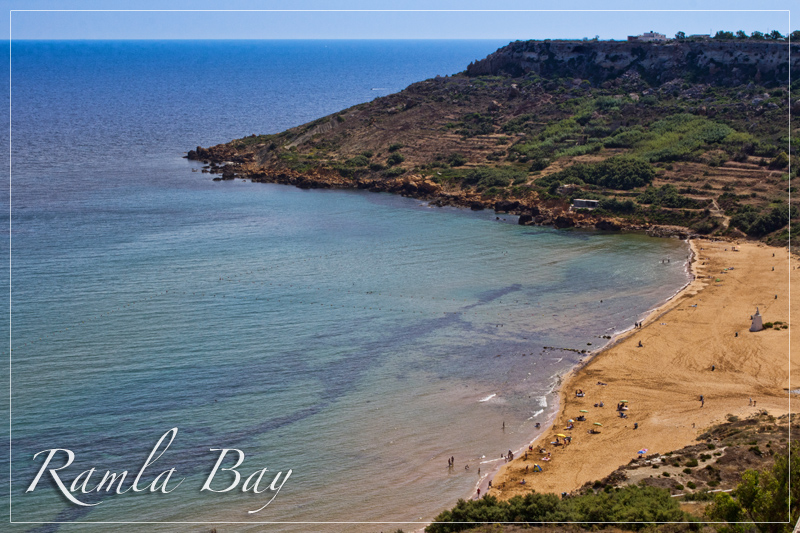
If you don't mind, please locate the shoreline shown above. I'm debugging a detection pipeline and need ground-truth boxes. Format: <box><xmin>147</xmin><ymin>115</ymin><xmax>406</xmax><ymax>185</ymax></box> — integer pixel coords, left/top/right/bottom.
<box><xmin>189</xmin><ymin>158</ymin><xmax>696</xmax><ymax>240</ymax></box>
<box><xmin>468</xmin><ymin>238</ymin><xmax>698</xmax><ymax>500</ymax></box>
<box><xmin>484</xmin><ymin>238</ymin><xmax>796</xmax><ymax>499</ymax></box>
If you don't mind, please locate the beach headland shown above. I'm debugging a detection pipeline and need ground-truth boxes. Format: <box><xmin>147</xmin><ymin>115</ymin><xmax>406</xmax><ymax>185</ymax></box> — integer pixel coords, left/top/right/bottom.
<box><xmin>487</xmin><ymin>238</ymin><xmax>797</xmax><ymax>499</ymax></box>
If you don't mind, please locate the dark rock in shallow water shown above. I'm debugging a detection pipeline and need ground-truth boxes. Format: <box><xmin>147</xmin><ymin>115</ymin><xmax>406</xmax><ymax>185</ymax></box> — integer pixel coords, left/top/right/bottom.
<box><xmin>518</xmin><ymin>214</ymin><xmax>533</xmax><ymax>225</ymax></box>
<box><xmin>553</xmin><ymin>215</ymin><xmax>576</xmax><ymax>229</ymax></box>
<box><xmin>470</xmin><ymin>201</ymin><xmax>485</xmax><ymax>211</ymax></box>
<box><xmin>495</xmin><ymin>199</ymin><xmax>520</xmax><ymax>213</ymax></box>
<box><xmin>595</xmin><ymin>219</ymin><xmax>622</xmax><ymax>231</ymax></box>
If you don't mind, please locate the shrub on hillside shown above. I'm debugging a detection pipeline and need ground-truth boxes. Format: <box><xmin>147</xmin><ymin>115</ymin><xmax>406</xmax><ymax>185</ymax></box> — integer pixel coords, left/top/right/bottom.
<box><xmin>386</xmin><ymin>153</ymin><xmax>405</xmax><ymax>166</ymax></box>
<box><xmin>425</xmin><ymin>485</ymin><xmax>688</xmax><ymax>532</ymax></box>
<box><xmin>543</xmin><ymin>156</ymin><xmax>655</xmax><ymax>190</ymax></box>
<box><xmin>462</xmin><ymin>166</ymin><xmax>526</xmax><ymax>191</ymax></box>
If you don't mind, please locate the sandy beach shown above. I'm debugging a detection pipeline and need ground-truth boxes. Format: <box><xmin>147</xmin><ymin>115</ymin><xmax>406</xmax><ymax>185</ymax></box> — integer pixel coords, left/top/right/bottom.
<box><xmin>488</xmin><ymin>238</ymin><xmax>798</xmax><ymax>498</ymax></box>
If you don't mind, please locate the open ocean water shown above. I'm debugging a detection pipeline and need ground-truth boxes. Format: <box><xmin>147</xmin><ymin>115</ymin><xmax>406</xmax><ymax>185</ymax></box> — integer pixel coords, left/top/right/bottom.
<box><xmin>5</xmin><ymin>41</ymin><xmax>690</xmax><ymax>531</ymax></box>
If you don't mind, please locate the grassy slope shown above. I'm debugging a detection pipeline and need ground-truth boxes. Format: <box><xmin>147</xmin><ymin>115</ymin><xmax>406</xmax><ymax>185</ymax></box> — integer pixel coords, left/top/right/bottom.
<box><xmin>201</xmin><ymin>49</ymin><xmax>797</xmax><ymax>246</ymax></box>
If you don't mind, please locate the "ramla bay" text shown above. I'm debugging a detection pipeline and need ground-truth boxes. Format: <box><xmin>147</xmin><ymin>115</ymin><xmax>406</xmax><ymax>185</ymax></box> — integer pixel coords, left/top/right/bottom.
<box><xmin>25</xmin><ymin>428</ymin><xmax>292</xmax><ymax>514</ymax></box>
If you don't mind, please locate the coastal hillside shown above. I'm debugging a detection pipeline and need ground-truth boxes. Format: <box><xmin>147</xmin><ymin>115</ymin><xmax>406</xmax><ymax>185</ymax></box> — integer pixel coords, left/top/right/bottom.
<box><xmin>189</xmin><ymin>38</ymin><xmax>799</xmax><ymax>246</ymax></box>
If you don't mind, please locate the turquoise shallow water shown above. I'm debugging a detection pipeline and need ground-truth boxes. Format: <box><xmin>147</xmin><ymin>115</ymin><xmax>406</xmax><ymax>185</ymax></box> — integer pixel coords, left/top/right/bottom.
<box><xmin>6</xmin><ymin>41</ymin><xmax>690</xmax><ymax>530</ymax></box>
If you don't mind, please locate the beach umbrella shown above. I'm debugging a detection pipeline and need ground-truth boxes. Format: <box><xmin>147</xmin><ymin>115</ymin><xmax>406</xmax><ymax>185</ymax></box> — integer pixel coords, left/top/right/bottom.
<box><xmin>637</xmin><ymin>448</ymin><xmax>648</xmax><ymax>455</ymax></box>
<box><xmin>556</xmin><ymin>433</ymin><xmax>567</xmax><ymax>437</ymax></box>
<box><xmin>580</xmin><ymin>410</ymin><xmax>588</xmax><ymax>413</ymax></box>
<box><xmin>593</xmin><ymin>422</ymin><xmax>603</xmax><ymax>426</ymax></box>
<box><xmin>568</xmin><ymin>419</ymin><xmax>574</xmax><ymax>423</ymax></box>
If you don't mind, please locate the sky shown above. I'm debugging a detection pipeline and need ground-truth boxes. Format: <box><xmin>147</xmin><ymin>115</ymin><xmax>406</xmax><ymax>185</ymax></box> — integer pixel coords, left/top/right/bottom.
<box><xmin>1</xmin><ymin>0</ymin><xmax>795</xmax><ymax>41</ymax></box>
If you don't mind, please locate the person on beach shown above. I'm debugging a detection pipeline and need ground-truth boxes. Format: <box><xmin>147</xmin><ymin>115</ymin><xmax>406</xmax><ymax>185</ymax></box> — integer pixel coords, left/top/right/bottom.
<box><xmin>477</xmin><ymin>488</ymin><xmax>480</xmax><ymax>496</ymax></box>
<box><xmin>700</xmin><ymin>395</ymin><xmax>704</xmax><ymax>407</ymax></box>
<box><xmin>711</xmin><ymin>364</ymin><xmax>715</xmax><ymax>371</ymax></box>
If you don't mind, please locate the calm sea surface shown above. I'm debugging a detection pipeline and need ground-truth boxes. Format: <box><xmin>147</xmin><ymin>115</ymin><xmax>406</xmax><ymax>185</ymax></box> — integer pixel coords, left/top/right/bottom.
<box><xmin>5</xmin><ymin>41</ymin><xmax>690</xmax><ymax>531</ymax></box>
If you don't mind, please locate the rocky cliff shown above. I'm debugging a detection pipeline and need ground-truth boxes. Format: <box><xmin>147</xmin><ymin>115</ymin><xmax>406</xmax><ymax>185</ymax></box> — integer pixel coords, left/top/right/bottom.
<box><xmin>466</xmin><ymin>40</ymin><xmax>798</xmax><ymax>86</ymax></box>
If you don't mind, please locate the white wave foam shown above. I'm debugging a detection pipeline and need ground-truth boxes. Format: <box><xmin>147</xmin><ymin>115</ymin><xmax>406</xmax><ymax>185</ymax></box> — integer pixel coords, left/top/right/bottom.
<box><xmin>527</xmin><ymin>408</ymin><xmax>544</xmax><ymax>420</ymax></box>
<box><xmin>478</xmin><ymin>393</ymin><xmax>497</xmax><ymax>402</ymax></box>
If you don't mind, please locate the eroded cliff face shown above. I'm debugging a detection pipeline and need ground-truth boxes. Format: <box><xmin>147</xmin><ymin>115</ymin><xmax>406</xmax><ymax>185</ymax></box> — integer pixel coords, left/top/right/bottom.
<box><xmin>466</xmin><ymin>40</ymin><xmax>798</xmax><ymax>86</ymax></box>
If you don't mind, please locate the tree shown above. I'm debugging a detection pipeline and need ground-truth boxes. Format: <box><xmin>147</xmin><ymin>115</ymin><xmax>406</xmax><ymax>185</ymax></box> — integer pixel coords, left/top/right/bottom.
<box><xmin>707</xmin><ymin>442</ymin><xmax>800</xmax><ymax>533</ymax></box>
<box><xmin>675</xmin><ymin>31</ymin><xmax>686</xmax><ymax>39</ymax></box>
<box><xmin>714</xmin><ymin>30</ymin><xmax>735</xmax><ymax>40</ymax></box>
<box><xmin>751</xmin><ymin>31</ymin><xmax>766</xmax><ymax>40</ymax></box>
<box><xmin>736</xmin><ymin>30</ymin><xmax>748</xmax><ymax>39</ymax></box>
<box><xmin>769</xmin><ymin>30</ymin><xmax>785</xmax><ymax>40</ymax></box>
<box><xmin>791</xmin><ymin>30</ymin><xmax>800</xmax><ymax>42</ymax></box>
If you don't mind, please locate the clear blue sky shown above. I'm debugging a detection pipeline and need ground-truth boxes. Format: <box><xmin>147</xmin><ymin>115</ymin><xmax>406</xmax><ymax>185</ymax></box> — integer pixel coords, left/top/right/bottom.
<box><xmin>2</xmin><ymin>0</ymin><xmax>794</xmax><ymax>40</ymax></box>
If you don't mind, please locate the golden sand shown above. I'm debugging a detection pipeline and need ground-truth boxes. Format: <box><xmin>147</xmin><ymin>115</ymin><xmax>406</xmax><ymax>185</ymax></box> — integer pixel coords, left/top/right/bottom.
<box><xmin>489</xmin><ymin>239</ymin><xmax>798</xmax><ymax>498</ymax></box>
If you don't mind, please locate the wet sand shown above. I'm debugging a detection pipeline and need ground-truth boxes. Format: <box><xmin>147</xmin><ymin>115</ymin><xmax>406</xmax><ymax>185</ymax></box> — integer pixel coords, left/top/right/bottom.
<box><xmin>488</xmin><ymin>239</ymin><xmax>798</xmax><ymax>498</ymax></box>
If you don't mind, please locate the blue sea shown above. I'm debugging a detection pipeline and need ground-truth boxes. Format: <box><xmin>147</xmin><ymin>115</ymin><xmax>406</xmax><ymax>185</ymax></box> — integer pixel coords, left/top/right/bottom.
<box><xmin>4</xmin><ymin>40</ymin><xmax>690</xmax><ymax>531</ymax></box>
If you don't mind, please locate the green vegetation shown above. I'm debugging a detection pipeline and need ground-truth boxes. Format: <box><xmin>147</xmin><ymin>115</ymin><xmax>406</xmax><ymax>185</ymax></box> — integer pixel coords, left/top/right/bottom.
<box><xmin>637</xmin><ymin>185</ymin><xmax>710</xmax><ymax>209</ymax></box>
<box><xmin>447</xmin><ymin>153</ymin><xmax>467</xmax><ymax>167</ymax></box>
<box><xmin>732</xmin><ymin>205</ymin><xmax>798</xmax><ymax>237</ymax></box>
<box><xmin>462</xmin><ymin>167</ymin><xmax>526</xmax><ymax>191</ymax></box>
<box><xmin>387</xmin><ymin>153</ymin><xmax>406</xmax><ymax>166</ymax></box>
<box><xmin>453</xmin><ymin>112</ymin><xmax>495</xmax><ymax>137</ymax></box>
<box><xmin>425</xmin><ymin>485</ymin><xmax>689</xmax><ymax>532</ymax></box>
<box><xmin>706</xmin><ymin>442</ymin><xmax>799</xmax><ymax>532</ymax></box>
<box><xmin>541</xmin><ymin>156</ymin><xmax>656</xmax><ymax>190</ymax></box>
<box><xmin>345</xmin><ymin>155</ymin><xmax>370</xmax><ymax>167</ymax></box>
<box><xmin>603</xmin><ymin>114</ymin><xmax>736</xmax><ymax>162</ymax></box>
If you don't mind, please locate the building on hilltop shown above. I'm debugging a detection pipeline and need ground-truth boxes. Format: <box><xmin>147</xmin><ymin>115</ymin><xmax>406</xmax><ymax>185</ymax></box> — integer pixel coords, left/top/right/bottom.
<box><xmin>627</xmin><ymin>31</ymin><xmax>668</xmax><ymax>43</ymax></box>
